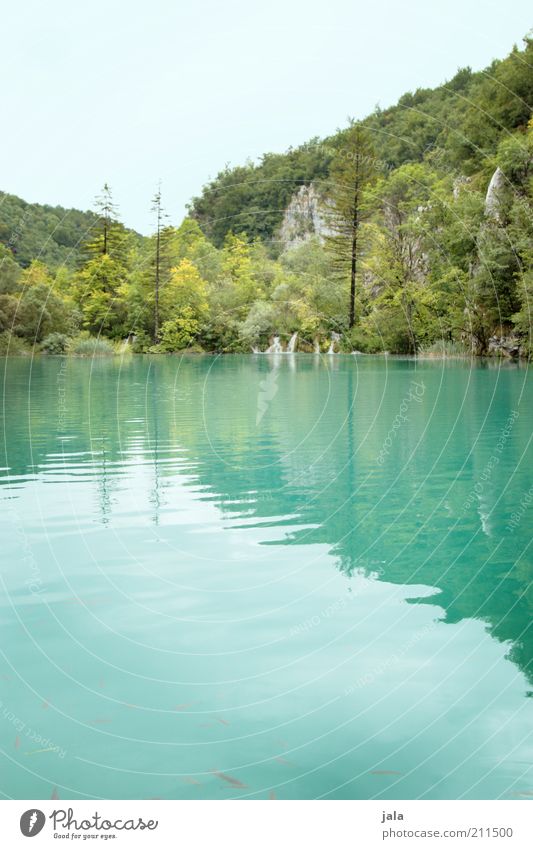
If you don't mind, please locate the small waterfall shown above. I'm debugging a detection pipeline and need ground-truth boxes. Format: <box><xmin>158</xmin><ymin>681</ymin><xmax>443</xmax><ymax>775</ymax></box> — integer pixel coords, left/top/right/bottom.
<box><xmin>266</xmin><ymin>335</ymin><xmax>282</xmax><ymax>353</ymax></box>
<box><xmin>328</xmin><ymin>332</ymin><xmax>341</xmax><ymax>354</ymax></box>
<box><xmin>314</xmin><ymin>339</ymin><xmax>320</xmax><ymax>354</ymax></box>
<box><xmin>286</xmin><ymin>332</ymin><xmax>298</xmax><ymax>353</ymax></box>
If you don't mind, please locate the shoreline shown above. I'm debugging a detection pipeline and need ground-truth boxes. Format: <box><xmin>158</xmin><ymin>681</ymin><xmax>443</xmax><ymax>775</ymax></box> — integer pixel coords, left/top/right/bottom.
<box><xmin>0</xmin><ymin>351</ymin><xmax>529</xmax><ymax>364</ymax></box>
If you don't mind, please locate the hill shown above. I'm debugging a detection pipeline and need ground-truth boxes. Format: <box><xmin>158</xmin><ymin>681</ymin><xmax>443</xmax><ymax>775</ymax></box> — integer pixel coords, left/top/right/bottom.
<box><xmin>189</xmin><ymin>36</ymin><xmax>533</xmax><ymax>249</ymax></box>
<box><xmin>0</xmin><ymin>36</ymin><xmax>531</xmax><ymax>358</ymax></box>
<box><xmin>0</xmin><ymin>191</ymin><xmax>100</xmax><ymax>269</ymax></box>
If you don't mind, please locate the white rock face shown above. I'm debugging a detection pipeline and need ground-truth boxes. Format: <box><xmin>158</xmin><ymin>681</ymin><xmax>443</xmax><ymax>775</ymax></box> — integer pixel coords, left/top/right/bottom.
<box><xmin>278</xmin><ymin>184</ymin><xmax>329</xmax><ymax>250</ymax></box>
<box><xmin>485</xmin><ymin>167</ymin><xmax>506</xmax><ymax>220</ymax></box>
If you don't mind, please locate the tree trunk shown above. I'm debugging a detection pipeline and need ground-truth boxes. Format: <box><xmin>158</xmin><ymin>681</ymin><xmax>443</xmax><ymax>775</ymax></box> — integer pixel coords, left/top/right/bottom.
<box><xmin>349</xmin><ymin>223</ymin><xmax>357</xmax><ymax>328</ymax></box>
<box><xmin>154</xmin><ymin>225</ymin><xmax>160</xmax><ymax>343</ymax></box>
<box><xmin>349</xmin><ymin>177</ymin><xmax>360</xmax><ymax>329</ymax></box>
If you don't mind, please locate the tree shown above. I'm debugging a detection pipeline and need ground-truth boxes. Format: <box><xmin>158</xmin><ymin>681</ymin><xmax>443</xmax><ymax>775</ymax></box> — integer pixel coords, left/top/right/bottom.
<box><xmin>161</xmin><ymin>259</ymin><xmax>208</xmax><ymax>322</ymax></box>
<box><xmin>85</xmin><ymin>183</ymin><xmax>128</xmax><ymax>262</ymax></box>
<box><xmin>0</xmin><ymin>245</ymin><xmax>21</xmax><ymax>294</ymax></box>
<box><xmin>366</xmin><ymin>164</ymin><xmax>437</xmax><ymax>352</ymax></box>
<box><xmin>279</xmin><ymin>237</ymin><xmax>345</xmax><ymax>332</ymax></box>
<box><xmin>151</xmin><ymin>183</ymin><xmax>168</xmax><ymax>343</ymax></box>
<box><xmin>220</xmin><ymin>232</ymin><xmax>261</xmax><ymax>316</ymax></box>
<box><xmin>155</xmin><ymin>259</ymin><xmax>209</xmax><ymax>351</ymax></box>
<box><xmin>168</xmin><ymin>219</ymin><xmax>220</xmax><ymax>276</ymax></box>
<box><xmin>325</xmin><ymin>124</ymin><xmax>377</xmax><ymax>327</ymax></box>
<box><xmin>73</xmin><ymin>254</ymin><xmax>127</xmax><ymax>337</ymax></box>
<box><xmin>159</xmin><ymin>309</ymin><xmax>200</xmax><ymax>352</ymax></box>
<box><xmin>15</xmin><ymin>262</ymin><xmax>73</xmax><ymax>343</ymax></box>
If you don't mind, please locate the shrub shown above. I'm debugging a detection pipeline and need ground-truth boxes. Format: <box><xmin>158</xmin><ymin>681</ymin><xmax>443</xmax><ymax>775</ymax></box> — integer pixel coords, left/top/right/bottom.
<box><xmin>158</xmin><ymin>310</ymin><xmax>200</xmax><ymax>352</ymax></box>
<box><xmin>198</xmin><ymin>316</ymin><xmax>247</xmax><ymax>352</ymax></box>
<box><xmin>0</xmin><ymin>331</ymin><xmax>30</xmax><ymax>356</ymax></box>
<box><xmin>114</xmin><ymin>339</ymin><xmax>133</xmax><ymax>357</ymax></box>
<box><xmin>345</xmin><ymin>326</ymin><xmax>383</xmax><ymax>353</ymax></box>
<box><xmin>239</xmin><ymin>301</ymin><xmax>276</xmax><ymax>348</ymax></box>
<box><xmin>41</xmin><ymin>332</ymin><xmax>70</xmax><ymax>354</ymax></box>
<box><xmin>417</xmin><ymin>339</ymin><xmax>470</xmax><ymax>358</ymax></box>
<box><xmin>130</xmin><ymin>331</ymin><xmax>151</xmax><ymax>353</ymax></box>
<box><xmin>67</xmin><ymin>333</ymin><xmax>115</xmax><ymax>357</ymax></box>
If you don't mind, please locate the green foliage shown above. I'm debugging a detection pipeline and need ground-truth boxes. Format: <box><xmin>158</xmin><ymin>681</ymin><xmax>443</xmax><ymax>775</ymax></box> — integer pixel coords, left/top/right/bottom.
<box><xmin>162</xmin><ymin>259</ymin><xmax>209</xmax><ymax>321</ymax></box>
<box><xmin>189</xmin><ymin>37</ymin><xmax>533</xmax><ymax>246</ymax></box>
<box><xmin>189</xmin><ymin>140</ymin><xmax>331</xmax><ymax>247</ymax></box>
<box><xmin>239</xmin><ymin>300</ymin><xmax>277</xmax><ymax>347</ymax></box>
<box><xmin>0</xmin><ymin>294</ymin><xmax>19</xmax><ymax>334</ymax></box>
<box><xmin>83</xmin><ymin>183</ymin><xmax>133</xmax><ymax>264</ymax></box>
<box><xmin>513</xmin><ymin>270</ymin><xmax>533</xmax><ymax>355</ymax></box>
<box><xmin>417</xmin><ymin>339</ymin><xmax>471</xmax><ymax>358</ymax></box>
<box><xmin>325</xmin><ymin>124</ymin><xmax>377</xmax><ymax>327</ymax></box>
<box><xmin>158</xmin><ymin>309</ymin><xmax>200</xmax><ymax>352</ymax></box>
<box><xmin>73</xmin><ymin>254</ymin><xmax>127</xmax><ymax>338</ymax></box>
<box><xmin>0</xmin><ymin>331</ymin><xmax>30</xmax><ymax>355</ymax></box>
<box><xmin>41</xmin><ymin>332</ymin><xmax>70</xmax><ymax>354</ymax></box>
<box><xmin>0</xmin><ymin>245</ymin><xmax>22</xmax><ymax>293</ymax></box>
<box><xmin>130</xmin><ymin>330</ymin><xmax>152</xmax><ymax>353</ymax></box>
<box><xmin>67</xmin><ymin>334</ymin><xmax>116</xmax><ymax>357</ymax></box>
<box><xmin>219</xmin><ymin>233</ymin><xmax>262</xmax><ymax>314</ymax></box>
<box><xmin>345</xmin><ymin>326</ymin><xmax>382</xmax><ymax>353</ymax></box>
<box><xmin>0</xmin><ymin>191</ymin><xmax>97</xmax><ymax>270</ymax></box>
<box><xmin>12</xmin><ymin>262</ymin><xmax>75</xmax><ymax>343</ymax></box>
<box><xmin>1</xmin><ymin>38</ymin><xmax>532</xmax><ymax>357</ymax></box>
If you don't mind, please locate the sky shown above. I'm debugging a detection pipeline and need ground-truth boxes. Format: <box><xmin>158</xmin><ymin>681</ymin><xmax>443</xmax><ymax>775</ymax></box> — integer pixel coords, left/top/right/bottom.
<box><xmin>1</xmin><ymin>0</ymin><xmax>531</xmax><ymax>233</ymax></box>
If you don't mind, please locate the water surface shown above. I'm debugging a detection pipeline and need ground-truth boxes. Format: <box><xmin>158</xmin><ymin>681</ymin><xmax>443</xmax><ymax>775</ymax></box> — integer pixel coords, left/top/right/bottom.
<box><xmin>1</xmin><ymin>354</ymin><xmax>532</xmax><ymax>800</ymax></box>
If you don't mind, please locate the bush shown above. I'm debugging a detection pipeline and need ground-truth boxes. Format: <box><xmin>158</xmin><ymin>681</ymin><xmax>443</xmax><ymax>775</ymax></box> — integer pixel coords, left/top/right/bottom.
<box><xmin>417</xmin><ymin>339</ymin><xmax>470</xmax><ymax>358</ymax></box>
<box><xmin>67</xmin><ymin>333</ymin><xmax>115</xmax><ymax>357</ymax></box>
<box><xmin>114</xmin><ymin>339</ymin><xmax>133</xmax><ymax>357</ymax></box>
<box><xmin>373</xmin><ymin>310</ymin><xmax>416</xmax><ymax>354</ymax></box>
<box><xmin>158</xmin><ymin>311</ymin><xmax>200</xmax><ymax>352</ymax></box>
<box><xmin>239</xmin><ymin>301</ymin><xmax>276</xmax><ymax>348</ymax></box>
<box><xmin>198</xmin><ymin>317</ymin><xmax>247</xmax><ymax>352</ymax></box>
<box><xmin>345</xmin><ymin>326</ymin><xmax>383</xmax><ymax>353</ymax></box>
<box><xmin>41</xmin><ymin>332</ymin><xmax>70</xmax><ymax>354</ymax></box>
<box><xmin>0</xmin><ymin>331</ymin><xmax>30</xmax><ymax>356</ymax></box>
<box><xmin>130</xmin><ymin>331</ymin><xmax>151</xmax><ymax>353</ymax></box>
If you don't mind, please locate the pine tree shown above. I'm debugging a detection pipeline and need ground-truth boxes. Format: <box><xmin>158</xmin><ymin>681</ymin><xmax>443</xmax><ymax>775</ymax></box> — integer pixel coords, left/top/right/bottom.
<box><xmin>85</xmin><ymin>183</ymin><xmax>127</xmax><ymax>262</ymax></box>
<box><xmin>151</xmin><ymin>183</ymin><xmax>168</xmax><ymax>343</ymax></box>
<box><xmin>319</xmin><ymin>124</ymin><xmax>376</xmax><ymax>327</ymax></box>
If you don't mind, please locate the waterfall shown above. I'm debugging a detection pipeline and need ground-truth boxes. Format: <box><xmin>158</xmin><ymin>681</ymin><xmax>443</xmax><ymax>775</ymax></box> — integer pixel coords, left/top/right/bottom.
<box><xmin>314</xmin><ymin>339</ymin><xmax>320</xmax><ymax>354</ymax></box>
<box><xmin>266</xmin><ymin>335</ymin><xmax>282</xmax><ymax>353</ymax></box>
<box><xmin>286</xmin><ymin>332</ymin><xmax>298</xmax><ymax>353</ymax></box>
<box><xmin>328</xmin><ymin>332</ymin><xmax>341</xmax><ymax>354</ymax></box>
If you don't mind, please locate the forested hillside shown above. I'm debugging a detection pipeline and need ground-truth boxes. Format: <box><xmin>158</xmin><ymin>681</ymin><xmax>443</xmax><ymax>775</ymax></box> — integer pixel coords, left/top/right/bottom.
<box><xmin>190</xmin><ymin>37</ymin><xmax>533</xmax><ymax>248</ymax></box>
<box><xmin>0</xmin><ymin>36</ymin><xmax>531</xmax><ymax>358</ymax></box>
<box><xmin>0</xmin><ymin>192</ymin><xmax>98</xmax><ymax>269</ymax></box>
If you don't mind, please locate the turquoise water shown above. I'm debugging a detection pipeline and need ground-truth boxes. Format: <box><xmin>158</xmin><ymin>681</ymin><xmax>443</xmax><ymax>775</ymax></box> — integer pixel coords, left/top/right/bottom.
<box><xmin>0</xmin><ymin>353</ymin><xmax>532</xmax><ymax>800</ymax></box>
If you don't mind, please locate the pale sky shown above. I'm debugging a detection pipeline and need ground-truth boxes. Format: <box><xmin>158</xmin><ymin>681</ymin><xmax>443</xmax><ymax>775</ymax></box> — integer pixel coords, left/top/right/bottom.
<box><xmin>2</xmin><ymin>0</ymin><xmax>531</xmax><ymax>233</ymax></box>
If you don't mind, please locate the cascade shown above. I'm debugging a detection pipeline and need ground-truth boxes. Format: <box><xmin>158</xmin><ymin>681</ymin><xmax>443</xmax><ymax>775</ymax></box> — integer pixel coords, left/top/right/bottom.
<box><xmin>286</xmin><ymin>332</ymin><xmax>298</xmax><ymax>353</ymax></box>
<box><xmin>328</xmin><ymin>332</ymin><xmax>341</xmax><ymax>354</ymax></box>
<box><xmin>266</xmin><ymin>336</ymin><xmax>282</xmax><ymax>353</ymax></box>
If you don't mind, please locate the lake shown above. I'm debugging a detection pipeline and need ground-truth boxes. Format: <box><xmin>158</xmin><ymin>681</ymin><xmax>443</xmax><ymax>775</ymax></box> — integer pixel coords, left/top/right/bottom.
<box><xmin>0</xmin><ymin>354</ymin><xmax>532</xmax><ymax>800</ymax></box>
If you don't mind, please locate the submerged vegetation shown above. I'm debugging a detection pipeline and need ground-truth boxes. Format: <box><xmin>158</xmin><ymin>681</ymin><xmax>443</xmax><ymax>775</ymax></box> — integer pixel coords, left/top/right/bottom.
<box><xmin>0</xmin><ymin>37</ymin><xmax>532</xmax><ymax>357</ymax></box>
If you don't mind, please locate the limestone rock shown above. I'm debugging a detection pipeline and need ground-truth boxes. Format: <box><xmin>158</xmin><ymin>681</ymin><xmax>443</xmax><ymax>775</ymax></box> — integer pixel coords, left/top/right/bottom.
<box><xmin>488</xmin><ymin>334</ymin><xmax>521</xmax><ymax>358</ymax></box>
<box><xmin>278</xmin><ymin>184</ymin><xmax>329</xmax><ymax>250</ymax></box>
<box><xmin>485</xmin><ymin>167</ymin><xmax>506</xmax><ymax>221</ymax></box>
